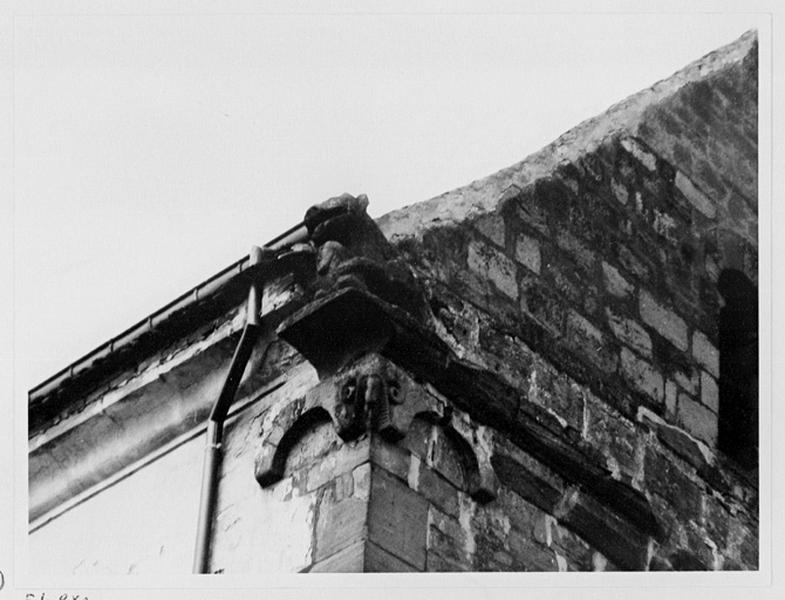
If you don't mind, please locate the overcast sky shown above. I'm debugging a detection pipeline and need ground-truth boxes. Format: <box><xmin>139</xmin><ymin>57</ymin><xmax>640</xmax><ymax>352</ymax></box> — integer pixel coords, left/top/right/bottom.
<box><xmin>12</xmin><ymin>10</ymin><xmax>765</xmax><ymax>388</ymax></box>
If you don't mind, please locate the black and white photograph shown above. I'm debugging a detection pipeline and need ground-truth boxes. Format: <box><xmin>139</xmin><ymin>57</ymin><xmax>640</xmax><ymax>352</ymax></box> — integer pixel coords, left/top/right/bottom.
<box><xmin>1</xmin><ymin>1</ymin><xmax>783</xmax><ymax>599</ymax></box>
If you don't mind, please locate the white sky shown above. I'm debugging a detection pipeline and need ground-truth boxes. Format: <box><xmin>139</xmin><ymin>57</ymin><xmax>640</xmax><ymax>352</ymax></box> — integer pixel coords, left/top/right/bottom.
<box><xmin>11</xmin><ymin>9</ymin><xmax>765</xmax><ymax>388</ymax></box>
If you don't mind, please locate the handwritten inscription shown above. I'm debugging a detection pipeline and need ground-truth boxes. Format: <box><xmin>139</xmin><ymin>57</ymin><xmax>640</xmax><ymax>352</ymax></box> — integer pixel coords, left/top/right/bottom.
<box><xmin>25</xmin><ymin>595</ymin><xmax>87</xmax><ymax>600</ymax></box>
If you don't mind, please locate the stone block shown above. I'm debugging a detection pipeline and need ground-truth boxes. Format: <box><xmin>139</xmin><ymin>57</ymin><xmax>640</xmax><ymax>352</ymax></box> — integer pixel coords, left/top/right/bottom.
<box><xmin>515</xmin><ymin>234</ymin><xmax>541</xmax><ymax>274</ymax></box>
<box><xmin>665</xmin><ymin>379</ymin><xmax>678</xmax><ymax>419</ymax></box>
<box><xmin>368</xmin><ymin>466</ymin><xmax>429</xmax><ymax>570</ymax></box>
<box><xmin>610</xmin><ymin>178</ymin><xmax>629</xmax><ymax>205</ymax></box>
<box><xmin>314</xmin><ymin>488</ymin><xmax>368</xmax><ymax>562</ymax></box>
<box><xmin>620</xmin><ymin>347</ymin><xmax>664</xmax><ymax>403</ymax></box>
<box><xmin>675</xmin><ymin>170</ymin><xmax>716</xmax><ymax>218</ymax></box>
<box><xmin>674</xmin><ymin>367</ymin><xmax>699</xmax><ymax>396</ymax></box>
<box><xmin>467</xmin><ymin>240</ymin><xmax>519</xmax><ymax>300</ymax></box>
<box><xmin>700</xmin><ymin>371</ymin><xmax>719</xmax><ymax>413</ymax></box>
<box><xmin>618</xmin><ymin>244</ymin><xmax>651</xmax><ymax>280</ymax></box>
<box><xmin>556</xmin><ymin>229</ymin><xmax>596</xmax><ymax>272</ymax></box>
<box><xmin>692</xmin><ymin>330</ymin><xmax>719</xmax><ymax>377</ymax></box>
<box><xmin>639</xmin><ymin>290</ymin><xmax>688</xmax><ymax>351</ymax></box>
<box><xmin>474</xmin><ymin>214</ymin><xmax>506</xmax><ymax>247</ymax></box>
<box><xmin>550</xmin><ymin>522</ymin><xmax>594</xmax><ymax>570</ymax></box>
<box><xmin>494</xmin><ymin>486</ymin><xmax>541</xmax><ymax>536</ymax></box>
<box><xmin>427</xmin><ymin>506</ymin><xmax>470</xmax><ymax>569</ymax></box>
<box><xmin>370</xmin><ymin>436</ymin><xmax>410</xmax><ymax>482</ymax></box>
<box><xmin>677</xmin><ymin>394</ymin><xmax>718</xmax><ymax>447</ymax></box>
<box><xmin>418</xmin><ymin>464</ymin><xmax>460</xmax><ymax>516</ymax></box>
<box><xmin>566</xmin><ymin>309</ymin><xmax>617</xmax><ymax>374</ymax></box>
<box><xmin>656</xmin><ymin>422</ymin><xmax>708</xmax><ymax>471</ymax></box>
<box><xmin>309</xmin><ymin>540</ymin><xmax>365</xmax><ymax>572</ymax></box>
<box><xmin>365</xmin><ymin>541</ymin><xmax>420</xmax><ymax>572</ymax></box>
<box><xmin>621</xmin><ymin>137</ymin><xmax>658</xmax><ymax>172</ymax></box>
<box><xmin>509</xmin><ymin>532</ymin><xmax>558</xmax><ymax>571</ymax></box>
<box><xmin>584</xmin><ymin>392</ymin><xmax>641</xmax><ymax>481</ymax></box>
<box><xmin>305</xmin><ymin>438</ymin><xmax>370</xmax><ymax>492</ymax></box>
<box><xmin>557</xmin><ymin>489</ymin><xmax>651</xmax><ymax>571</ymax></box>
<box><xmin>490</xmin><ymin>453</ymin><xmax>563</xmax><ymax>513</ymax></box>
<box><xmin>701</xmin><ymin>493</ymin><xmax>730</xmax><ymax>546</ymax></box>
<box><xmin>430</xmin><ymin>428</ymin><xmax>468</xmax><ymax>490</ymax></box>
<box><xmin>644</xmin><ymin>446</ymin><xmax>702</xmax><ymax>523</ymax></box>
<box><xmin>353</xmin><ymin>462</ymin><xmax>371</xmax><ymax>500</ymax></box>
<box><xmin>602</xmin><ymin>261</ymin><xmax>634</xmax><ymax>298</ymax></box>
<box><xmin>606</xmin><ymin>308</ymin><xmax>652</xmax><ymax>357</ymax></box>
<box><xmin>426</xmin><ymin>552</ymin><xmax>469</xmax><ymax>572</ymax></box>
<box><xmin>515</xmin><ymin>196</ymin><xmax>549</xmax><ymax>235</ymax></box>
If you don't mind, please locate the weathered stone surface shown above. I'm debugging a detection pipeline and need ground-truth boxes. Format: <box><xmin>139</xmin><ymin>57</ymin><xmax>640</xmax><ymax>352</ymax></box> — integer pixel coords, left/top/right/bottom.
<box><xmin>556</xmin><ymin>488</ymin><xmax>651</xmax><ymax>571</ymax></box>
<box><xmin>365</xmin><ymin>541</ymin><xmax>420</xmax><ymax>572</ymax></box>
<box><xmin>677</xmin><ymin>394</ymin><xmax>718</xmax><ymax>447</ymax></box>
<box><xmin>656</xmin><ymin>422</ymin><xmax>708</xmax><ymax>472</ymax></box>
<box><xmin>515</xmin><ymin>233</ymin><xmax>541</xmax><ymax>274</ymax></box>
<box><xmin>700</xmin><ymin>370</ymin><xmax>719</xmax><ymax>413</ymax></box>
<box><xmin>473</xmin><ymin>213</ymin><xmax>506</xmax><ymax>247</ymax></box>
<box><xmin>692</xmin><ymin>330</ymin><xmax>720</xmax><ymax>377</ymax></box>
<box><xmin>31</xmin><ymin>31</ymin><xmax>760</xmax><ymax>577</ymax></box>
<box><xmin>427</xmin><ymin>505</ymin><xmax>472</xmax><ymax>571</ymax></box>
<box><xmin>602</xmin><ymin>261</ymin><xmax>634</xmax><ymax>298</ymax></box>
<box><xmin>639</xmin><ymin>290</ymin><xmax>688</xmax><ymax>351</ymax></box>
<box><xmin>620</xmin><ymin>347</ymin><xmax>664</xmax><ymax>403</ymax></box>
<box><xmin>368</xmin><ymin>466</ymin><xmax>429</xmax><ymax>570</ymax></box>
<box><xmin>467</xmin><ymin>240</ymin><xmax>519</xmax><ymax>300</ymax></box>
<box><xmin>584</xmin><ymin>392</ymin><xmax>641</xmax><ymax>482</ymax></box>
<box><xmin>606</xmin><ymin>308</ymin><xmax>652</xmax><ymax>357</ymax></box>
<box><xmin>565</xmin><ymin>309</ymin><xmax>617</xmax><ymax>374</ymax></box>
<box><xmin>370</xmin><ymin>435</ymin><xmax>410</xmax><ymax>482</ymax></box>
<box><xmin>314</xmin><ymin>485</ymin><xmax>368</xmax><ymax>562</ymax></box>
<box><xmin>491</xmin><ymin>453</ymin><xmax>563</xmax><ymax>513</ymax></box>
<box><xmin>308</xmin><ymin>540</ymin><xmax>365</xmax><ymax>572</ymax></box>
<box><xmin>620</xmin><ymin>137</ymin><xmax>658</xmax><ymax>172</ymax></box>
<box><xmin>675</xmin><ymin>170</ymin><xmax>716</xmax><ymax>218</ymax></box>
<box><xmin>417</xmin><ymin>464</ymin><xmax>460</xmax><ymax>516</ymax></box>
<box><xmin>644</xmin><ymin>446</ymin><xmax>703</xmax><ymax>523</ymax></box>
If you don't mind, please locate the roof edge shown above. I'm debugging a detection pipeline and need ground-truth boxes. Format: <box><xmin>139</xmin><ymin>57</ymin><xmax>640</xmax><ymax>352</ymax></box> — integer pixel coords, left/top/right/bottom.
<box><xmin>377</xmin><ymin>29</ymin><xmax>757</xmax><ymax>242</ymax></box>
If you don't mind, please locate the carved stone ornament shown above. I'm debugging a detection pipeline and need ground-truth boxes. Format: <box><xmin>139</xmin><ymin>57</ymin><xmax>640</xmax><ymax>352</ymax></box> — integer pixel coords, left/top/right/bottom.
<box><xmin>254</xmin><ymin>354</ymin><xmax>499</xmax><ymax>502</ymax></box>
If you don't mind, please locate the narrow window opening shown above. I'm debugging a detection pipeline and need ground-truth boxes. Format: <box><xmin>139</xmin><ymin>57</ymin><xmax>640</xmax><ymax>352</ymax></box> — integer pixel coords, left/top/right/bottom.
<box><xmin>717</xmin><ymin>269</ymin><xmax>758</xmax><ymax>471</ymax></box>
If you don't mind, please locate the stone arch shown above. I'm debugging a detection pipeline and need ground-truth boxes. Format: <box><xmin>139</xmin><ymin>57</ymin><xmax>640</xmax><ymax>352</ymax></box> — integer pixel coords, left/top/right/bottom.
<box><xmin>406</xmin><ymin>410</ymin><xmax>498</xmax><ymax>502</ymax></box>
<box><xmin>255</xmin><ymin>406</ymin><xmax>336</xmax><ymax>487</ymax></box>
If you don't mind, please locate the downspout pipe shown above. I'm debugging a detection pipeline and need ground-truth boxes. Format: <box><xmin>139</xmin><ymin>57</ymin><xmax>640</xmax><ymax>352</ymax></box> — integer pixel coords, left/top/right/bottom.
<box><xmin>191</xmin><ymin>205</ymin><xmax>350</xmax><ymax>573</ymax></box>
<box><xmin>193</xmin><ymin>246</ymin><xmax>266</xmax><ymax>574</ymax></box>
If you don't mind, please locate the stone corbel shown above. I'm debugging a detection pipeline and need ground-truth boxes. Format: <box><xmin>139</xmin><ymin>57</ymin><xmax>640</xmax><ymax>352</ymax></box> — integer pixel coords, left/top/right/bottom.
<box><xmin>255</xmin><ymin>355</ymin><xmax>442</xmax><ymax>487</ymax></box>
<box><xmin>254</xmin><ymin>355</ymin><xmax>498</xmax><ymax>505</ymax></box>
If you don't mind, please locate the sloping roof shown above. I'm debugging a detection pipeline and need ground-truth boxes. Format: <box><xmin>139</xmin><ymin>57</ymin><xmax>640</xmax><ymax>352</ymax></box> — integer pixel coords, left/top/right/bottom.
<box><xmin>377</xmin><ymin>29</ymin><xmax>757</xmax><ymax>243</ymax></box>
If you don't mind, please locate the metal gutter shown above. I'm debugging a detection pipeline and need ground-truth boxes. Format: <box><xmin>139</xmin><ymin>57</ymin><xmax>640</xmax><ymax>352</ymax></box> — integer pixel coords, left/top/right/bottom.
<box><xmin>28</xmin><ymin>222</ymin><xmax>308</xmax><ymax>405</ymax></box>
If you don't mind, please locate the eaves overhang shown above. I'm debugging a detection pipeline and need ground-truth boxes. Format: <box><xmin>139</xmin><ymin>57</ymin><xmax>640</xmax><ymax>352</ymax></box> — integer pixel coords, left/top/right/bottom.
<box><xmin>28</xmin><ymin>221</ymin><xmax>309</xmax><ymax>434</ymax></box>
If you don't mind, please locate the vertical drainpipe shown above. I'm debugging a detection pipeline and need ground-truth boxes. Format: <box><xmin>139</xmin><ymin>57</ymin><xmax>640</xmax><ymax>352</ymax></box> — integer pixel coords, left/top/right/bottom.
<box><xmin>192</xmin><ymin>246</ymin><xmax>265</xmax><ymax>574</ymax></box>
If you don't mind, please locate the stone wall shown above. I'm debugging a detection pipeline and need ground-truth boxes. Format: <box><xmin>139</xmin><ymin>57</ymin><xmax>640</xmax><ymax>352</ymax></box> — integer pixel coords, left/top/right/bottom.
<box><xmin>28</xmin><ymin>30</ymin><xmax>759</xmax><ymax>575</ymax></box>
<box><xmin>375</xmin><ymin>30</ymin><xmax>758</xmax><ymax>571</ymax></box>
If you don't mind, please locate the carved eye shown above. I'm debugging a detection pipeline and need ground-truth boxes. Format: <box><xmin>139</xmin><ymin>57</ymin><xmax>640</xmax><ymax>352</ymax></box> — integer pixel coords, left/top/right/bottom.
<box><xmin>387</xmin><ymin>380</ymin><xmax>402</xmax><ymax>404</ymax></box>
<box><xmin>342</xmin><ymin>379</ymin><xmax>357</xmax><ymax>403</ymax></box>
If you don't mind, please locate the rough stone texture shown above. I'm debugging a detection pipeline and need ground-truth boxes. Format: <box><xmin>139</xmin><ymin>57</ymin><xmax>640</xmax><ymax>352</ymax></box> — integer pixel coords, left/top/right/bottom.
<box><xmin>515</xmin><ymin>233</ymin><xmax>542</xmax><ymax>274</ymax></box>
<box><xmin>639</xmin><ymin>289</ymin><xmax>689</xmax><ymax>352</ymax></box>
<box><xmin>693</xmin><ymin>330</ymin><xmax>720</xmax><ymax>377</ymax></box>
<box><xmin>677</xmin><ymin>394</ymin><xmax>719</xmax><ymax>447</ymax></box>
<box><xmin>29</xmin><ymin>31</ymin><xmax>759</xmax><ymax>576</ymax></box>
<box><xmin>620</xmin><ymin>347</ymin><xmax>664</xmax><ymax>404</ymax></box>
